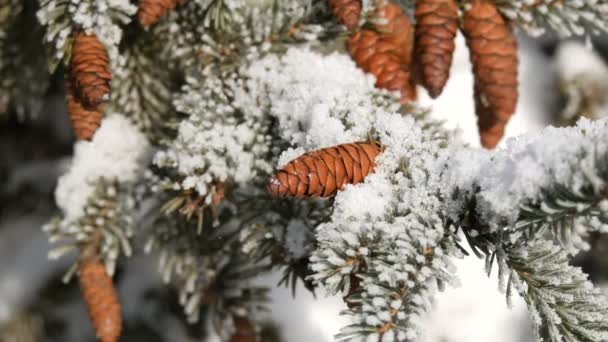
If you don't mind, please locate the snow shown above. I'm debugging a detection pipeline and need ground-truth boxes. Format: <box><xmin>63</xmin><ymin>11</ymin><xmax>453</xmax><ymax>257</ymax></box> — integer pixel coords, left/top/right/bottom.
<box><xmin>152</xmin><ymin>71</ymin><xmax>272</xmax><ymax>204</ymax></box>
<box><xmin>54</xmin><ymin>114</ymin><xmax>150</xmax><ymax>222</ymax></box>
<box><xmin>442</xmin><ymin>118</ymin><xmax>608</xmax><ymax>226</ymax></box>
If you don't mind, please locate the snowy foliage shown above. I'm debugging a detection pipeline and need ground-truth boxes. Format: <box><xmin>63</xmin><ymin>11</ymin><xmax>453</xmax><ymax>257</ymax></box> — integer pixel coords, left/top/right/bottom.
<box><xmin>508</xmin><ymin>240</ymin><xmax>608</xmax><ymax>342</ymax></box>
<box><xmin>243</xmin><ymin>47</ymin><xmax>460</xmax><ymax>340</ymax></box>
<box><xmin>46</xmin><ymin>115</ymin><xmax>150</xmax><ymax>276</ymax></box>
<box><xmin>443</xmin><ymin>118</ymin><xmax>608</xmax><ymax>242</ymax></box>
<box><xmin>152</xmin><ymin>68</ymin><xmax>272</xmax><ymax>204</ymax></box>
<box><xmin>109</xmin><ymin>38</ymin><xmax>174</xmax><ymax>141</ymax></box>
<box><xmin>494</xmin><ymin>0</ymin><xmax>608</xmax><ymax>36</ymax></box>
<box><xmin>25</xmin><ymin>0</ymin><xmax>608</xmax><ymax>341</ymax></box>
<box><xmin>37</xmin><ymin>0</ymin><xmax>136</xmax><ymax>70</ymax></box>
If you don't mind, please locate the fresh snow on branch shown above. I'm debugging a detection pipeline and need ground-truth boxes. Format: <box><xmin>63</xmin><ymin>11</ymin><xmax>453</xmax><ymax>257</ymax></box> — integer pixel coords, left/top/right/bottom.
<box><xmin>443</xmin><ymin>118</ymin><xmax>608</xmax><ymax>230</ymax></box>
<box><xmin>55</xmin><ymin>114</ymin><xmax>150</xmax><ymax>222</ymax></box>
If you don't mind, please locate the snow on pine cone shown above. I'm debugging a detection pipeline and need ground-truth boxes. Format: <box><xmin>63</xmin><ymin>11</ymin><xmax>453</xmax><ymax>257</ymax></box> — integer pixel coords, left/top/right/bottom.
<box><xmin>230</xmin><ymin>317</ymin><xmax>257</xmax><ymax>342</ymax></box>
<box><xmin>65</xmin><ymin>79</ymin><xmax>103</xmax><ymax>140</ymax></box>
<box><xmin>79</xmin><ymin>256</ymin><xmax>122</xmax><ymax>342</ymax></box>
<box><xmin>69</xmin><ymin>32</ymin><xmax>112</xmax><ymax>108</ymax></box>
<box><xmin>328</xmin><ymin>0</ymin><xmax>361</xmax><ymax>29</ymax></box>
<box><xmin>348</xmin><ymin>30</ymin><xmax>416</xmax><ymax>103</ymax></box>
<box><xmin>267</xmin><ymin>141</ymin><xmax>382</xmax><ymax>198</ymax></box>
<box><xmin>138</xmin><ymin>0</ymin><xmax>180</xmax><ymax>29</ymax></box>
<box><xmin>462</xmin><ymin>0</ymin><xmax>519</xmax><ymax>149</ymax></box>
<box><xmin>415</xmin><ymin>0</ymin><xmax>458</xmax><ymax>98</ymax></box>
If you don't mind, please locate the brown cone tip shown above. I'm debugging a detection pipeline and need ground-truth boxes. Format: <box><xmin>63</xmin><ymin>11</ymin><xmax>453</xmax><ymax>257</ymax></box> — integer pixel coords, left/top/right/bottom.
<box><xmin>79</xmin><ymin>257</ymin><xmax>121</xmax><ymax>342</ymax></box>
<box><xmin>415</xmin><ymin>0</ymin><xmax>458</xmax><ymax>98</ymax></box>
<box><xmin>328</xmin><ymin>0</ymin><xmax>361</xmax><ymax>29</ymax></box>
<box><xmin>138</xmin><ymin>0</ymin><xmax>180</xmax><ymax>29</ymax></box>
<box><xmin>463</xmin><ymin>0</ymin><xmax>519</xmax><ymax>149</ymax></box>
<box><xmin>70</xmin><ymin>32</ymin><xmax>111</xmax><ymax>108</ymax></box>
<box><xmin>230</xmin><ymin>317</ymin><xmax>257</xmax><ymax>342</ymax></box>
<box><xmin>267</xmin><ymin>141</ymin><xmax>382</xmax><ymax>198</ymax></box>
<box><xmin>65</xmin><ymin>79</ymin><xmax>103</xmax><ymax>141</ymax></box>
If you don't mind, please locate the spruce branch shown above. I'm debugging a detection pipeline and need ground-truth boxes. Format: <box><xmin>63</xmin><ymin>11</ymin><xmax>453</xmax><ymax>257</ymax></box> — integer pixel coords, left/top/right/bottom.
<box><xmin>507</xmin><ymin>240</ymin><xmax>608</xmax><ymax>342</ymax></box>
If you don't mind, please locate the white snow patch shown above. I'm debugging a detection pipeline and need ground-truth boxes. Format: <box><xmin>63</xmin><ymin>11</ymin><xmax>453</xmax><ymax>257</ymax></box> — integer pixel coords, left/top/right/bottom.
<box><xmin>55</xmin><ymin>114</ymin><xmax>150</xmax><ymax>222</ymax></box>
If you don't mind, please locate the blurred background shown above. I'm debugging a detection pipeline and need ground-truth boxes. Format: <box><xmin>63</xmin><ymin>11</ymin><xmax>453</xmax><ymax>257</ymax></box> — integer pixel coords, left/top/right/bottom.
<box><xmin>1</xmin><ymin>18</ymin><xmax>608</xmax><ymax>342</ymax></box>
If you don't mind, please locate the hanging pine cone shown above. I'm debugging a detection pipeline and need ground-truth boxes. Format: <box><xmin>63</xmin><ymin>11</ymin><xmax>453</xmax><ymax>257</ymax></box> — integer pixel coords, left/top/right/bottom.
<box><xmin>230</xmin><ymin>317</ymin><xmax>257</xmax><ymax>342</ymax></box>
<box><xmin>69</xmin><ymin>32</ymin><xmax>112</xmax><ymax>108</ymax></box>
<box><xmin>267</xmin><ymin>141</ymin><xmax>382</xmax><ymax>198</ymax></box>
<box><xmin>328</xmin><ymin>0</ymin><xmax>361</xmax><ymax>29</ymax></box>
<box><xmin>65</xmin><ymin>79</ymin><xmax>103</xmax><ymax>140</ymax></box>
<box><xmin>372</xmin><ymin>2</ymin><xmax>414</xmax><ymax>66</ymax></box>
<box><xmin>348</xmin><ymin>30</ymin><xmax>416</xmax><ymax>102</ymax></box>
<box><xmin>138</xmin><ymin>0</ymin><xmax>180</xmax><ymax>29</ymax></box>
<box><xmin>79</xmin><ymin>256</ymin><xmax>121</xmax><ymax>342</ymax></box>
<box><xmin>462</xmin><ymin>0</ymin><xmax>518</xmax><ymax>149</ymax></box>
<box><xmin>415</xmin><ymin>0</ymin><xmax>458</xmax><ymax>98</ymax></box>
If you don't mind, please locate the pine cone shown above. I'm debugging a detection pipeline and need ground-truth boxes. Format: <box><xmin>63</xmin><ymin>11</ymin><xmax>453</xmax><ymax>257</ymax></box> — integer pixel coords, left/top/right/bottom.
<box><xmin>415</xmin><ymin>0</ymin><xmax>458</xmax><ymax>98</ymax></box>
<box><xmin>462</xmin><ymin>0</ymin><xmax>518</xmax><ymax>149</ymax></box>
<box><xmin>328</xmin><ymin>0</ymin><xmax>361</xmax><ymax>29</ymax></box>
<box><xmin>230</xmin><ymin>317</ymin><xmax>257</xmax><ymax>342</ymax></box>
<box><xmin>348</xmin><ymin>30</ymin><xmax>416</xmax><ymax>102</ymax></box>
<box><xmin>69</xmin><ymin>32</ymin><xmax>111</xmax><ymax>108</ymax></box>
<box><xmin>79</xmin><ymin>256</ymin><xmax>121</xmax><ymax>342</ymax></box>
<box><xmin>267</xmin><ymin>141</ymin><xmax>381</xmax><ymax>198</ymax></box>
<box><xmin>138</xmin><ymin>0</ymin><xmax>180</xmax><ymax>29</ymax></box>
<box><xmin>372</xmin><ymin>3</ymin><xmax>414</xmax><ymax>66</ymax></box>
<box><xmin>65</xmin><ymin>79</ymin><xmax>103</xmax><ymax>140</ymax></box>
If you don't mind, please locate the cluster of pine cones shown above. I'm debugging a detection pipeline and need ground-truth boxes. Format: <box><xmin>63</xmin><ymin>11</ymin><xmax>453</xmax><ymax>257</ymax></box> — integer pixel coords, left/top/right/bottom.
<box><xmin>65</xmin><ymin>0</ymin><xmax>180</xmax><ymax>141</ymax></box>
<box><xmin>333</xmin><ymin>0</ymin><xmax>519</xmax><ymax>149</ymax></box>
<box><xmin>268</xmin><ymin>0</ymin><xmax>518</xmax><ymax>200</ymax></box>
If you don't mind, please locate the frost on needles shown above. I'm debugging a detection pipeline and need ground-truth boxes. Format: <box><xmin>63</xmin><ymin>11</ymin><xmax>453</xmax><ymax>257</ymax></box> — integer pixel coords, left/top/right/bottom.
<box><xmin>26</xmin><ymin>0</ymin><xmax>608</xmax><ymax>341</ymax></box>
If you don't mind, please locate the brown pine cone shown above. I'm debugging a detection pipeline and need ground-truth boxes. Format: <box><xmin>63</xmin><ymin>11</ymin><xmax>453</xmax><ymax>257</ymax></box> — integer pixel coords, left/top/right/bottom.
<box><xmin>415</xmin><ymin>0</ymin><xmax>458</xmax><ymax>98</ymax></box>
<box><xmin>138</xmin><ymin>0</ymin><xmax>180</xmax><ymax>29</ymax></box>
<box><xmin>79</xmin><ymin>256</ymin><xmax>121</xmax><ymax>342</ymax></box>
<box><xmin>65</xmin><ymin>79</ymin><xmax>103</xmax><ymax>140</ymax></box>
<box><xmin>348</xmin><ymin>30</ymin><xmax>416</xmax><ymax>102</ymax></box>
<box><xmin>462</xmin><ymin>0</ymin><xmax>518</xmax><ymax>149</ymax></box>
<box><xmin>230</xmin><ymin>317</ymin><xmax>257</xmax><ymax>342</ymax></box>
<box><xmin>69</xmin><ymin>32</ymin><xmax>112</xmax><ymax>108</ymax></box>
<box><xmin>372</xmin><ymin>3</ymin><xmax>414</xmax><ymax>66</ymax></box>
<box><xmin>328</xmin><ymin>0</ymin><xmax>361</xmax><ymax>29</ymax></box>
<box><xmin>267</xmin><ymin>141</ymin><xmax>382</xmax><ymax>198</ymax></box>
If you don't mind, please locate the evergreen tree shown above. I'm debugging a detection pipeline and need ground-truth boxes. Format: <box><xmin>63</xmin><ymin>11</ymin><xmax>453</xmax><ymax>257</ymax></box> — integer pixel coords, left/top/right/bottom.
<box><xmin>2</xmin><ymin>0</ymin><xmax>608</xmax><ymax>341</ymax></box>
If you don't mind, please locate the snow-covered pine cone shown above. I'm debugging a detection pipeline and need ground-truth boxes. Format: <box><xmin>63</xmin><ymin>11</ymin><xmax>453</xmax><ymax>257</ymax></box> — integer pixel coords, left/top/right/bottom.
<box><xmin>462</xmin><ymin>0</ymin><xmax>519</xmax><ymax>149</ymax></box>
<box><xmin>79</xmin><ymin>255</ymin><xmax>122</xmax><ymax>342</ymax></box>
<box><xmin>69</xmin><ymin>32</ymin><xmax>112</xmax><ymax>108</ymax></box>
<box><xmin>65</xmin><ymin>79</ymin><xmax>103</xmax><ymax>140</ymax></box>
<box><xmin>328</xmin><ymin>0</ymin><xmax>361</xmax><ymax>29</ymax></box>
<box><xmin>138</xmin><ymin>0</ymin><xmax>180</xmax><ymax>29</ymax></box>
<box><xmin>415</xmin><ymin>0</ymin><xmax>458</xmax><ymax>98</ymax></box>
<box><xmin>267</xmin><ymin>141</ymin><xmax>381</xmax><ymax>198</ymax></box>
